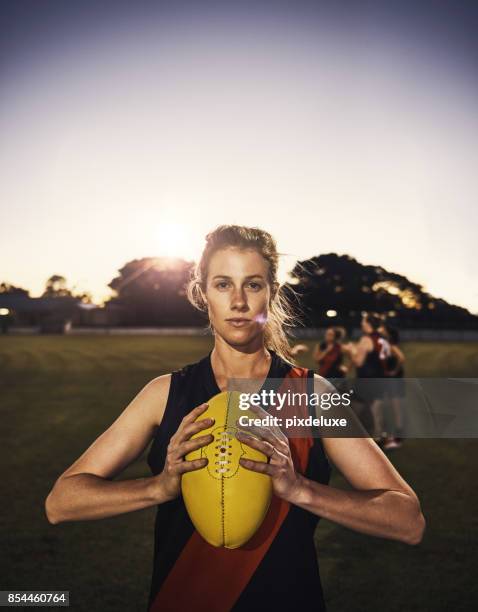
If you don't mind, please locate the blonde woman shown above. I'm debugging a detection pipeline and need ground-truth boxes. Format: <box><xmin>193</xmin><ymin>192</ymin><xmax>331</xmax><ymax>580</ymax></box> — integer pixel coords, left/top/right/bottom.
<box><xmin>45</xmin><ymin>225</ymin><xmax>425</xmax><ymax>612</ymax></box>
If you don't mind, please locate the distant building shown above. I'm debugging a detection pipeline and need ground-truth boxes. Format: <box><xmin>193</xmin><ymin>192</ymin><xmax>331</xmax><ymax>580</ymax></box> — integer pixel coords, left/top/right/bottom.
<box><xmin>74</xmin><ymin>302</ymin><xmax>123</xmax><ymax>327</ymax></box>
<box><xmin>0</xmin><ymin>294</ymin><xmax>123</xmax><ymax>333</ymax></box>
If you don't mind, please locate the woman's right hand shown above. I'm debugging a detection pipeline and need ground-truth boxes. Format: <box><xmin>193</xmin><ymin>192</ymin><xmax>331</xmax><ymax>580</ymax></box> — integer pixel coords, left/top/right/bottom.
<box><xmin>157</xmin><ymin>402</ymin><xmax>215</xmax><ymax>502</ymax></box>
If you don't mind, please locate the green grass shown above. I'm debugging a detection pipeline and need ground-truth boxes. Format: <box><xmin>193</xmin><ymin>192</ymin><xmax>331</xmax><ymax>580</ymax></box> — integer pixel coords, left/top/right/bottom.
<box><xmin>0</xmin><ymin>337</ymin><xmax>477</xmax><ymax>611</ymax></box>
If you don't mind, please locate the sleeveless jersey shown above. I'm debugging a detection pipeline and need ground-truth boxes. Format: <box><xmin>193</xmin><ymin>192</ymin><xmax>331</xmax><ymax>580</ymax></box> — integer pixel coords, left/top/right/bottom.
<box><xmin>385</xmin><ymin>352</ymin><xmax>404</xmax><ymax>378</ymax></box>
<box><xmin>146</xmin><ymin>350</ymin><xmax>331</xmax><ymax>611</ymax></box>
<box><xmin>317</xmin><ymin>341</ymin><xmax>344</xmax><ymax>379</ymax></box>
<box><xmin>356</xmin><ymin>331</ymin><xmax>390</xmax><ymax>378</ymax></box>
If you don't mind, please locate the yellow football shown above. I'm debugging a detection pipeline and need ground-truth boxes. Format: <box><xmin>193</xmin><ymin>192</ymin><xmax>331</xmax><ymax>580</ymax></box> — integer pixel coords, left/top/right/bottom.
<box><xmin>181</xmin><ymin>390</ymin><xmax>272</xmax><ymax>549</ymax></box>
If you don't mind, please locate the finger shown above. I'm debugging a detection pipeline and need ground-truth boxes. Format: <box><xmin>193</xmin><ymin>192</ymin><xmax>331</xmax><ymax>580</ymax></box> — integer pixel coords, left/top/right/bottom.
<box><xmin>171</xmin><ymin>416</ymin><xmax>214</xmax><ymax>447</ymax></box>
<box><xmin>181</xmin><ymin>403</ymin><xmax>210</xmax><ymax>427</ymax></box>
<box><xmin>237</xmin><ymin>430</ymin><xmax>291</xmax><ymax>457</ymax></box>
<box><xmin>238</xmin><ymin>433</ymin><xmax>288</xmax><ymax>463</ymax></box>
<box><xmin>236</xmin><ymin>431</ymin><xmax>275</xmax><ymax>457</ymax></box>
<box><xmin>172</xmin><ymin>404</ymin><xmax>210</xmax><ymax>442</ymax></box>
<box><xmin>246</xmin><ymin>406</ymin><xmax>288</xmax><ymax>441</ymax></box>
<box><xmin>236</xmin><ymin>409</ymin><xmax>287</xmax><ymax>442</ymax></box>
<box><xmin>247</xmin><ymin>403</ymin><xmax>273</xmax><ymax>420</ymax></box>
<box><xmin>247</xmin><ymin>403</ymin><xmax>263</xmax><ymax>415</ymax></box>
<box><xmin>239</xmin><ymin>424</ymin><xmax>289</xmax><ymax>457</ymax></box>
<box><xmin>239</xmin><ymin>457</ymin><xmax>275</xmax><ymax>476</ymax></box>
<box><xmin>177</xmin><ymin>457</ymin><xmax>209</xmax><ymax>474</ymax></box>
<box><xmin>237</xmin><ymin>420</ymin><xmax>280</xmax><ymax>446</ymax></box>
<box><xmin>251</xmin><ymin>418</ymin><xmax>289</xmax><ymax>445</ymax></box>
<box><xmin>174</xmin><ymin>434</ymin><xmax>214</xmax><ymax>458</ymax></box>
<box><xmin>181</xmin><ymin>418</ymin><xmax>215</xmax><ymax>441</ymax></box>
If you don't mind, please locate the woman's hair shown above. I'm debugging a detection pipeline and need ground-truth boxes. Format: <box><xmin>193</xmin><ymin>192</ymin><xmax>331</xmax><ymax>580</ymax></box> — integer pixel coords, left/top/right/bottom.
<box><xmin>333</xmin><ymin>326</ymin><xmax>346</xmax><ymax>342</ymax></box>
<box><xmin>363</xmin><ymin>312</ymin><xmax>383</xmax><ymax>331</ymax></box>
<box><xmin>186</xmin><ymin>224</ymin><xmax>300</xmax><ymax>365</ymax></box>
<box><xmin>325</xmin><ymin>326</ymin><xmax>344</xmax><ymax>342</ymax></box>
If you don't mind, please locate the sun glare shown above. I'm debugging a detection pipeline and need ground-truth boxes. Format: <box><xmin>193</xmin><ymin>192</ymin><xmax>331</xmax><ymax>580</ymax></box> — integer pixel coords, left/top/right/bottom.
<box><xmin>156</xmin><ymin>222</ymin><xmax>198</xmax><ymax>261</ymax></box>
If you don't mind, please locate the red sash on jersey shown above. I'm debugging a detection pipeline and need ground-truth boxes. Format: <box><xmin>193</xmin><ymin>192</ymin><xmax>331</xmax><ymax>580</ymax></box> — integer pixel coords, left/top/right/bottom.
<box><xmin>318</xmin><ymin>343</ymin><xmax>342</xmax><ymax>377</ymax></box>
<box><xmin>149</xmin><ymin>367</ymin><xmax>314</xmax><ymax>612</ymax></box>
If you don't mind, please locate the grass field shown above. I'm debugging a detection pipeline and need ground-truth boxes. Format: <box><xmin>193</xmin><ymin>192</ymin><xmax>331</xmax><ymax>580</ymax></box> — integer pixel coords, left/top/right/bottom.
<box><xmin>0</xmin><ymin>336</ymin><xmax>477</xmax><ymax>611</ymax></box>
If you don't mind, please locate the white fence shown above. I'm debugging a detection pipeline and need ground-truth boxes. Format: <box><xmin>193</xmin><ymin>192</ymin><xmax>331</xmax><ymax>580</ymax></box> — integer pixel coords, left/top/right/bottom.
<box><xmin>5</xmin><ymin>325</ymin><xmax>478</xmax><ymax>341</ymax></box>
<box><xmin>291</xmin><ymin>328</ymin><xmax>478</xmax><ymax>341</ymax></box>
<box><xmin>66</xmin><ymin>326</ymin><xmax>211</xmax><ymax>336</ymax></box>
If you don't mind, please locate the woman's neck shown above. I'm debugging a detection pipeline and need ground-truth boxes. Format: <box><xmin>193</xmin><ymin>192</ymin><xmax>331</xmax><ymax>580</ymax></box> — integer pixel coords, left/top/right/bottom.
<box><xmin>210</xmin><ymin>340</ymin><xmax>272</xmax><ymax>390</ymax></box>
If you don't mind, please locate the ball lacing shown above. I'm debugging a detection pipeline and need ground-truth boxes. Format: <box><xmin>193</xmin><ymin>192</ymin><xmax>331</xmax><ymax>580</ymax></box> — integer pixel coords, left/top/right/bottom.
<box><xmin>214</xmin><ymin>431</ymin><xmax>232</xmax><ymax>473</ymax></box>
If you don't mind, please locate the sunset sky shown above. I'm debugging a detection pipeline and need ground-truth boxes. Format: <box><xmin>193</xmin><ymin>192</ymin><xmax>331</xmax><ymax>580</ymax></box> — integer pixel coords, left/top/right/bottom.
<box><xmin>1</xmin><ymin>1</ymin><xmax>477</xmax><ymax>312</ymax></box>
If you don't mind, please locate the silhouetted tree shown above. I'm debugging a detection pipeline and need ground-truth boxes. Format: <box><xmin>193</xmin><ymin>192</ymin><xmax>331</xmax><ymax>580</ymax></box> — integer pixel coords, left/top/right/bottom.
<box><xmin>0</xmin><ymin>282</ymin><xmax>29</xmax><ymax>296</ymax></box>
<box><xmin>42</xmin><ymin>275</ymin><xmax>73</xmax><ymax>298</ymax></box>
<box><xmin>107</xmin><ymin>257</ymin><xmax>206</xmax><ymax>326</ymax></box>
<box><xmin>285</xmin><ymin>254</ymin><xmax>478</xmax><ymax>329</ymax></box>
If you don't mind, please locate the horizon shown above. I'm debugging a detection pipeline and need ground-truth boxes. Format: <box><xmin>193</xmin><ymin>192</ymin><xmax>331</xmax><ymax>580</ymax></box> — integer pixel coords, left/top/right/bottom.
<box><xmin>2</xmin><ymin>248</ymin><xmax>476</xmax><ymax>317</ymax></box>
<box><xmin>2</xmin><ymin>1</ymin><xmax>477</xmax><ymax>314</ymax></box>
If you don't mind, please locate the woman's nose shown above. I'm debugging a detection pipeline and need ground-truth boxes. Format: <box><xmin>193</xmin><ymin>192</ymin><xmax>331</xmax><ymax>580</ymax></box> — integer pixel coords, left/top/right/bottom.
<box><xmin>231</xmin><ymin>289</ymin><xmax>247</xmax><ymax>308</ymax></box>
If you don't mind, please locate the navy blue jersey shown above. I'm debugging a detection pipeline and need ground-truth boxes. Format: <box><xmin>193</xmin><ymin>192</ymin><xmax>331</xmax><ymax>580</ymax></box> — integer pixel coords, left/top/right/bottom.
<box><xmin>146</xmin><ymin>350</ymin><xmax>331</xmax><ymax>611</ymax></box>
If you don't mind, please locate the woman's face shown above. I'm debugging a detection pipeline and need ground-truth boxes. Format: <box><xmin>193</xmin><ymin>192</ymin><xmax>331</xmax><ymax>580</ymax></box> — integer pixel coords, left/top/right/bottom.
<box><xmin>325</xmin><ymin>328</ymin><xmax>335</xmax><ymax>343</ymax></box>
<box><xmin>202</xmin><ymin>246</ymin><xmax>274</xmax><ymax>348</ymax></box>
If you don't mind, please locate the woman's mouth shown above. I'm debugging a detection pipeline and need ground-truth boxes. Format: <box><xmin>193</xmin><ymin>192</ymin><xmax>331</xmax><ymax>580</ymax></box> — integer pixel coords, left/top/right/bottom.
<box><xmin>226</xmin><ymin>318</ymin><xmax>251</xmax><ymax>327</ymax></box>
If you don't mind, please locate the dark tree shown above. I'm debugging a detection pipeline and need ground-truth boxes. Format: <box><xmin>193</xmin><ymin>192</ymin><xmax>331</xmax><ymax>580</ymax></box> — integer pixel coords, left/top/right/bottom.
<box><xmin>107</xmin><ymin>257</ymin><xmax>206</xmax><ymax>326</ymax></box>
<box><xmin>285</xmin><ymin>253</ymin><xmax>478</xmax><ymax>329</ymax></box>
<box><xmin>42</xmin><ymin>275</ymin><xmax>73</xmax><ymax>298</ymax></box>
<box><xmin>0</xmin><ymin>282</ymin><xmax>29</xmax><ymax>296</ymax></box>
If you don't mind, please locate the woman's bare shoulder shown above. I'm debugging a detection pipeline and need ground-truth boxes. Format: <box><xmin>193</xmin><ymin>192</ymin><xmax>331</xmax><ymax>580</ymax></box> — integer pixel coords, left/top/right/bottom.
<box><xmin>312</xmin><ymin>372</ymin><xmax>338</xmax><ymax>393</ymax></box>
<box><xmin>142</xmin><ymin>373</ymin><xmax>173</xmax><ymax>427</ymax></box>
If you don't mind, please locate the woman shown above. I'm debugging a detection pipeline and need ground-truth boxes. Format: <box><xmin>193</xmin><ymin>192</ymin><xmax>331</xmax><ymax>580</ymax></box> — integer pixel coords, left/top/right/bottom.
<box><xmin>45</xmin><ymin>225</ymin><xmax>425</xmax><ymax>612</ymax></box>
<box><xmin>342</xmin><ymin>313</ymin><xmax>391</xmax><ymax>441</ymax></box>
<box><xmin>313</xmin><ymin>326</ymin><xmax>347</xmax><ymax>380</ymax></box>
<box><xmin>381</xmin><ymin>325</ymin><xmax>406</xmax><ymax>450</ymax></box>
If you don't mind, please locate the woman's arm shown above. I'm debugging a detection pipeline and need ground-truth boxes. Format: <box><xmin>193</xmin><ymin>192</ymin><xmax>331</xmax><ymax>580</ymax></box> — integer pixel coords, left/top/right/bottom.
<box><xmin>44</xmin><ymin>375</ymin><xmax>213</xmax><ymax>524</ymax></box>
<box><xmin>388</xmin><ymin>345</ymin><xmax>406</xmax><ymax>376</ymax></box>
<box><xmin>342</xmin><ymin>336</ymin><xmax>372</xmax><ymax>368</ymax></box>
<box><xmin>314</xmin><ymin>344</ymin><xmax>335</xmax><ymax>365</ymax></box>
<box><xmin>239</xmin><ymin>434</ymin><xmax>425</xmax><ymax>545</ymax></box>
<box><xmin>237</xmin><ymin>374</ymin><xmax>425</xmax><ymax>545</ymax></box>
<box><xmin>289</xmin><ymin>436</ymin><xmax>425</xmax><ymax>545</ymax></box>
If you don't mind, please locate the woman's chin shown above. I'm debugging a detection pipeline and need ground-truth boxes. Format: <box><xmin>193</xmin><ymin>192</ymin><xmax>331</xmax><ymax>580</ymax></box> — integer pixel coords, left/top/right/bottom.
<box><xmin>222</xmin><ymin>326</ymin><xmax>261</xmax><ymax>346</ymax></box>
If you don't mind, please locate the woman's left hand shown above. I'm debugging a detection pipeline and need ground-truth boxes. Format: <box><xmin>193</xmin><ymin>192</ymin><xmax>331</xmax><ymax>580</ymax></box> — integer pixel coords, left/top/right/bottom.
<box><xmin>235</xmin><ymin>412</ymin><xmax>303</xmax><ymax>503</ymax></box>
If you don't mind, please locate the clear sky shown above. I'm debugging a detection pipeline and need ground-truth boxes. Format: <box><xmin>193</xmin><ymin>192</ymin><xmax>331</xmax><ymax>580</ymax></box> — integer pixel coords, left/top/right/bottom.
<box><xmin>1</xmin><ymin>1</ymin><xmax>477</xmax><ymax>312</ymax></box>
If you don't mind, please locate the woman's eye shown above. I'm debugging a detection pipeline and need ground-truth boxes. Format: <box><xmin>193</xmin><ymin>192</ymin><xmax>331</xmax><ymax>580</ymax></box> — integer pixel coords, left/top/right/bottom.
<box><xmin>215</xmin><ymin>281</ymin><xmax>262</xmax><ymax>290</ymax></box>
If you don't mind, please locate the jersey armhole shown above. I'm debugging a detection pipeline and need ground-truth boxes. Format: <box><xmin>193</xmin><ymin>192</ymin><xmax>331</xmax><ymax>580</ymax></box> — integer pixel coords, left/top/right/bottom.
<box><xmin>307</xmin><ymin>369</ymin><xmax>332</xmax><ymax>469</ymax></box>
<box><xmin>151</xmin><ymin>371</ymin><xmax>178</xmax><ymax>434</ymax></box>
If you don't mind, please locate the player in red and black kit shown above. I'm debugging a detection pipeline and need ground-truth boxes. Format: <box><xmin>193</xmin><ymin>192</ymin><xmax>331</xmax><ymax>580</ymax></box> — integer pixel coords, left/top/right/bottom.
<box><xmin>342</xmin><ymin>313</ymin><xmax>391</xmax><ymax>443</ymax></box>
<box><xmin>313</xmin><ymin>327</ymin><xmax>347</xmax><ymax>383</ymax></box>
<box><xmin>45</xmin><ymin>229</ymin><xmax>425</xmax><ymax>612</ymax></box>
<box><xmin>380</xmin><ymin>324</ymin><xmax>406</xmax><ymax>450</ymax></box>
